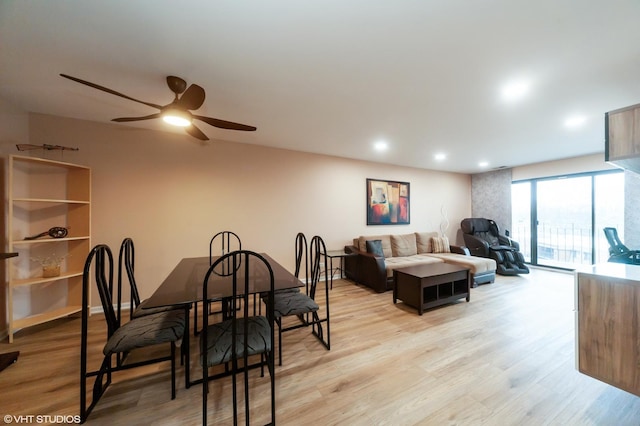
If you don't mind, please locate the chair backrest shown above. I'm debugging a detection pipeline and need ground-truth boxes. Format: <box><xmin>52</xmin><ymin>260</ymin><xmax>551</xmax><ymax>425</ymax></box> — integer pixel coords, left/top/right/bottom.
<box><xmin>209</xmin><ymin>231</ymin><xmax>241</xmax><ymax>259</ymax></box>
<box><xmin>118</xmin><ymin>238</ymin><xmax>141</xmax><ymax>321</ymax></box>
<box><xmin>209</xmin><ymin>231</ymin><xmax>242</xmax><ymax>276</ymax></box>
<box><xmin>309</xmin><ymin>235</ymin><xmax>328</xmax><ymax>300</ymax></box>
<box><xmin>604</xmin><ymin>227</ymin><xmax>629</xmax><ymax>255</ymax></box>
<box><xmin>461</xmin><ymin>218</ymin><xmax>500</xmax><ymax>246</ymax></box>
<box><xmin>81</xmin><ymin>244</ymin><xmax>115</xmax><ymax>420</ymax></box>
<box><xmin>83</xmin><ymin>244</ymin><xmax>118</xmax><ymax>337</ymax></box>
<box><xmin>294</xmin><ymin>232</ymin><xmax>308</xmax><ymax>288</ymax></box>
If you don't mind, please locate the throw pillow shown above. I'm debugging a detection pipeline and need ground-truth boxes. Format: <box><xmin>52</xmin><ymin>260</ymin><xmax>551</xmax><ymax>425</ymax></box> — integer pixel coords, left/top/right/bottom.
<box><xmin>366</xmin><ymin>239</ymin><xmax>385</xmax><ymax>257</ymax></box>
<box><xmin>415</xmin><ymin>232</ymin><xmax>439</xmax><ymax>253</ymax></box>
<box><xmin>430</xmin><ymin>236</ymin><xmax>451</xmax><ymax>253</ymax></box>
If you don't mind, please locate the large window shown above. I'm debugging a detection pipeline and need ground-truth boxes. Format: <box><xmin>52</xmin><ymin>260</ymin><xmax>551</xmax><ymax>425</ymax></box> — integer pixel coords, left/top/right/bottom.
<box><xmin>512</xmin><ymin>181</ymin><xmax>531</xmax><ymax>262</ymax></box>
<box><xmin>511</xmin><ymin>170</ymin><xmax>624</xmax><ymax>269</ymax></box>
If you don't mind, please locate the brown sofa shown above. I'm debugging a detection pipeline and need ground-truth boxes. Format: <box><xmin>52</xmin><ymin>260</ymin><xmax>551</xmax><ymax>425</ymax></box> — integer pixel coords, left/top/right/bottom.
<box><xmin>344</xmin><ymin>232</ymin><xmax>496</xmax><ymax>293</ymax></box>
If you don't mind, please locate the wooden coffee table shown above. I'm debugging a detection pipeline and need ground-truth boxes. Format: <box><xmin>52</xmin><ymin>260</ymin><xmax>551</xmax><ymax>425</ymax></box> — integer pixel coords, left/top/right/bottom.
<box><xmin>393</xmin><ymin>263</ymin><xmax>470</xmax><ymax>315</ymax></box>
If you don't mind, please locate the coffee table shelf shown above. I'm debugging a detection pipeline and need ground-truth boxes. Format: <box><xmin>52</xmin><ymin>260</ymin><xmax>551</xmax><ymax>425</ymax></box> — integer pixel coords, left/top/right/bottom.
<box><xmin>393</xmin><ymin>263</ymin><xmax>470</xmax><ymax>315</ymax></box>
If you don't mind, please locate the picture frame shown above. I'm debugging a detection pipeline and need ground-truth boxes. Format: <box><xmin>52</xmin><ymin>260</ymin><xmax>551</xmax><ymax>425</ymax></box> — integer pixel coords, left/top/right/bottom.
<box><xmin>366</xmin><ymin>178</ymin><xmax>410</xmax><ymax>225</ymax></box>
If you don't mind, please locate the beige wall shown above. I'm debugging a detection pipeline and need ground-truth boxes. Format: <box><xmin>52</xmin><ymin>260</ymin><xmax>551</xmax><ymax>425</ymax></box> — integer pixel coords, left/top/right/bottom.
<box><xmin>512</xmin><ymin>153</ymin><xmax>615</xmax><ymax>180</ymax></box>
<box><xmin>0</xmin><ymin>112</ymin><xmax>471</xmax><ymax>313</ymax></box>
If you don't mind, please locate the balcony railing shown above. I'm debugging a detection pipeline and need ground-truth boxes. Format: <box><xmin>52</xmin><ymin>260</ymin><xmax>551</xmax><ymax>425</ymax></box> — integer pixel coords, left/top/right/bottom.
<box><xmin>511</xmin><ymin>222</ymin><xmax>618</xmax><ymax>268</ymax></box>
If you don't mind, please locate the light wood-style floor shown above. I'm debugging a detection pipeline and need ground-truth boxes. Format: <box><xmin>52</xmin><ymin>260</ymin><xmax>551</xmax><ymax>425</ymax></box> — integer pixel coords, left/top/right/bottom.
<box><xmin>2</xmin><ymin>268</ymin><xmax>639</xmax><ymax>425</ymax></box>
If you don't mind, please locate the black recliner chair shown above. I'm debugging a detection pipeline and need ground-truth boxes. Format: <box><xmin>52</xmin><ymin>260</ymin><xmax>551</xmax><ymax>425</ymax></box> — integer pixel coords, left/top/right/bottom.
<box><xmin>460</xmin><ymin>218</ymin><xmax>529</xmax><ymax>275</ymax></box>
<box><xmin>603</xmin><ymin>227</ymin><xmax>640</xmax><ymax>264</ymax></box>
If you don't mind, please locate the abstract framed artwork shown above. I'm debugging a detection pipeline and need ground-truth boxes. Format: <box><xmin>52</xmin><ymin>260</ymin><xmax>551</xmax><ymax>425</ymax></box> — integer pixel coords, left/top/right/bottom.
<box><xmin>366</xmin><ymin>178</ymin><xmax>410</xmax><ymax>225</ymax></box>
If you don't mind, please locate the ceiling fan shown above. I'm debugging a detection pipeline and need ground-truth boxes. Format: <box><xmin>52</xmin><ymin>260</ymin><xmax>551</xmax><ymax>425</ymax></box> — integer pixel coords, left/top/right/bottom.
<box><xmin>60</xmin><ymin>74</ymin><xmax>256</xmax><ymax>141</ymax></box>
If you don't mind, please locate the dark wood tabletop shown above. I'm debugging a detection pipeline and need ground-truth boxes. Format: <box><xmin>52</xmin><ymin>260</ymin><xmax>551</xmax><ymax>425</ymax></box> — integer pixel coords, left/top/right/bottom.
<box><xmin>143</xmin><ymin>253</ymin><xmax>303</xmax><ymax>308</ymax></box>
<box><xmin>394</xmin><ymin>262</ymin><xmax>469</xmax><ymax>279</ymax></box>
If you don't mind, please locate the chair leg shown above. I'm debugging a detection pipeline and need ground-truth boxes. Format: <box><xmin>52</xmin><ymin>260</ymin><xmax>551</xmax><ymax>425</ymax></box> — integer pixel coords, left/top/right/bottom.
<box><xmin>269</xmin><ymin>348</ymin><xmax>276</xmax><ymax>425</ymax></box>
<box><xmin>183</xmin><ymin>310</ymin><xmax>191</xmax><ymax>388</ymax></box>
<box><xmin>244</xmin><ymin>356</ymin><xmax>250</xmax><ymax>425</ymax></box>
<box><xmin>171</xmin><ymin>343</ymin><xmax>176</xmax><ymax>400</ymax></box>
<box><xmin>232</xmin><ymin>359</ymin><xmax>239</xmax><ymax>424</ymax></box>
<box><xmin>277</xmin><ymin>317</ymin><xmax>283</xmax><ymax>366</ymax></box>
<box><xmin>202</xmin><ymin>365</ymin><xmax>208</xmax><ymax>425</ymax></box>
<box><xmin>193</xmin><ymin>302</ymin><xmax>199</xmax><ymax>336</ymax></box>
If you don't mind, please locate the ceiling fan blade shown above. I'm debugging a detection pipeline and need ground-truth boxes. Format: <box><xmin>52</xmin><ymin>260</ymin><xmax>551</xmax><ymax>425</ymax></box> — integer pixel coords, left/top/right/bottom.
<box><xmin>112</xmin><ymin>113</ymin><xmax>162</xmax><ymax>122</ymax></box>
<box><xmin>166</xmin><ymin>76</ymin><xmax>187</xmax><ymax>95</ymax></box>
<box><xmin>177</xmin><ymin>84</ymin><xmax>205</xmax><ymax>110</ymax></box>
<box><xmin>194</xmin><ymin>115</ymin><xmax>257</xmax><ymax>131</ymax></box>
<box><xmin>60</xmin><ymin>74</ymin><xmax>163</xmax><ymax>110</ymax></box>
<box><xmin>185</xmin><ymin>123</ymin><xmax>209</xmax><ymax>140</ymax></box>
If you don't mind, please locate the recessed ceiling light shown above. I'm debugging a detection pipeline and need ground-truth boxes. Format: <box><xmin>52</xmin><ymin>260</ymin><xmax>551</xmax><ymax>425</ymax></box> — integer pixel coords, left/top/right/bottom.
<box><xmin>564</xmin><ymin>115</ymin><xmax>586</xmax><ymax>128</ymax></box>
<box><xmin>501</xmin><ymin>79</ymin><xmax>531</xmax><ymax>102</ymax></box>
<box><xmin>434</xmin><ymin>153</ymin><xmax>446</xmax><ymax>161</ymax></box>
<box><xmin>374</xmin><ymin>141</ymin><xmax>388</xmax><ymax>151</ymax></box>
<box><xmin>478</xmin><ymin>161</ymin><xmax>489</xmax><ymax>168</ymax></box>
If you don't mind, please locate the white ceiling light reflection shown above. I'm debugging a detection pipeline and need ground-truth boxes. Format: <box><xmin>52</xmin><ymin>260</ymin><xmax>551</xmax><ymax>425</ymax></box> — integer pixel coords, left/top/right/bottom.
<box><xmin>478</xmin><ymin>161</ymin><xmax>489</xmax><ymax>168</ymax></box>
<box><xmin>501</xmin><ymin>79</ymin><xmax>531</xmax><ymax>102</ymax></box>
<box><xmin>374</xmin><ymin>141</ymin><xmax>388</xmax><ymax>151</ymax></box>
<box><xmin>564</xmin><ymin>115</ymin><xmax>586</xmax><ymax>128</ymax></box>
<box><xmin>434</xmin><ymin>153</ymin><xmax>446</xmax><ymax>161</ymax></box>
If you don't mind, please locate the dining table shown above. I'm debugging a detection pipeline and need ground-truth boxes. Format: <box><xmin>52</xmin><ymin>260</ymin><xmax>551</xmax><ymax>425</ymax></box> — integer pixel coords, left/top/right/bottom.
<box><xmin>144</xmin><ymin>253</ymin><xmax>304</xmax><ymax>309</ymax></box>
<box><xmin>143</xmin><ymin>252</ymin><xmax>303</xmax><ymax>387</ymax></box>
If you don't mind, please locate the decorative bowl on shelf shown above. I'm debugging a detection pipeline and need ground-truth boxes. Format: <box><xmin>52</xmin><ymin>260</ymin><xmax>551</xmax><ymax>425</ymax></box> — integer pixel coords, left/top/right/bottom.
<box><xmin>31</xmin><ymin>253</ymin><xmax>67</xmax><ymax>278</ymax></box>
<box><xmin>42</xmin><ymin>262</ymin><xmax>61</xmax><ymax>278</ymax></box>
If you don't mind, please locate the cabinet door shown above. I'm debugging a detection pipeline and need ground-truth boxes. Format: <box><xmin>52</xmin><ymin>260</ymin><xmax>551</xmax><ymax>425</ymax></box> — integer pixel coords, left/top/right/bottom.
<box><xmin>607</xmin><ymin>105</ymin><xmax>640</xmax><ymax>160</ymax></box>
<box><xmin>578</xmin><ymin>275</ymin><xmax>640</xmax><ymax>396</ymax></box>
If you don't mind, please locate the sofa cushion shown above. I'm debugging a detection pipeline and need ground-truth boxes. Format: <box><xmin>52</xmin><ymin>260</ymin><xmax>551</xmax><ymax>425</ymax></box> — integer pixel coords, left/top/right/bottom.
<box><xmin>359</xmin><ymin>235</ymin><xmax>392</xmax><ymax>258</ymax></box>
<box><xmin>415</xmin><ymin>231</ymin><xmax>439</xmax><ymax>253</ymax></box>
<box><xmin>384</xmin><ymin>255</ymin><xmax>444</xmax><ymax>278</ymax></box>
<box><xmin>425</xmin><ymin>253</ymin><xmax>496</xmax><ymax>275</ymax></box>
<box><xmin>431</xmin><ymin>236</ymin><xmax>451</xmax><ymax>253</ymax></box>
<box><xmin>391</xmin><ymin>233</ymin><xmax>417</xmax><ymax>257</ymax></box>
<box><xmin>366</xmin><ymin>239</ymin><xmax>385</xmax><ymax>257</ymax></box>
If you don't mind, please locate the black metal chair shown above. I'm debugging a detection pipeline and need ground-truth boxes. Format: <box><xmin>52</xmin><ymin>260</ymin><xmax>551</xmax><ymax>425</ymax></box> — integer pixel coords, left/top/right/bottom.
<box><xmin>460</xmin><ymin>218</ymin><xmax>529</xmax><ymax>275</ymax></box>
<box><xmin>268</xmin><ymin>233</ymin><xmax>330</xmax><ymax>366</ymax></box>
<box><xmin>194</xmin><ymin>231</ymin><xmax>242</xmax><ymax>335</ymax></box>
<box><xmin>118</xmin><ymin>238</ymin><xmax>191</xmax><ymax>319</ymax></box>
<box><xmin>80</xmin><ymin>244</ymin><xmax>186</xmax><ymax>423</ymax></box>
<box><xmin>200</xmin><ymin>250</ymin><xmax>276</xmax><ymax>425</ymax></box>
<box><xmin>603</xmin><ymin>227</ymin><xmax>640</xmax><ymax>264</ymax></box>
<box><xmin>117</xmin><ymin>237</ymin><xmax>191</xmax><ymax>387</ymax></box>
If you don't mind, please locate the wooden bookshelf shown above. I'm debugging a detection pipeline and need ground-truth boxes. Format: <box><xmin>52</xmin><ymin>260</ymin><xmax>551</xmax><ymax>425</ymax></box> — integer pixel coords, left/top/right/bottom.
<box><xmin>7</xmin><ymin>155</ymin><xmax>91</xmax><ymax>343</ymax></box>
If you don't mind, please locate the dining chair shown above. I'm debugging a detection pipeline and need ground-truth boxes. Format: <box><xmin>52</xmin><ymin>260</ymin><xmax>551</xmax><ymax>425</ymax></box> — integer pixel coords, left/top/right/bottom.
<box><xmin>268</xmin><ymin>233</ymin><xmax>331</xmax><ymax>366</ymax></box>
<box><xmin>200</xmin><ymin>250</ymin><xmax>276</xmax><ymax>425</ymax></box>
<box><xmin>117</xmin><ymin>238</ymin><xmax>191</xmax><ymax>319</ymax></box>
<box><xmin>117</xmin><ymin>237</ymin><xmax>191</xmax><ymax>387</ymax></box>
<box><xmin>80</xmin><ymin>244</ymin><xmax>187</xmax><ymax>423</ymax></box>
<box><xmin>194</xmin><ymin>231</ymin><xmax>242</xmax><ymax>335</ymax></box>
<box><xmin>309</xmin><ymin>235</ymin><xmax>331</xmax><ymax>350</ymax></box>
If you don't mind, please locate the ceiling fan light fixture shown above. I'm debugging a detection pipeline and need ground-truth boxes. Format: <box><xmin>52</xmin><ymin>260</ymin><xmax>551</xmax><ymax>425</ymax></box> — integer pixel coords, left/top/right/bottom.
<box><xmin>59</xmin><ymin>74</ymin><xmax>256</xmax><ymax>140</ymax></box>
<box><xmin>162</xmin><ymin>108</ymin><xmax>192</xmax><ymax>127</ymax></box>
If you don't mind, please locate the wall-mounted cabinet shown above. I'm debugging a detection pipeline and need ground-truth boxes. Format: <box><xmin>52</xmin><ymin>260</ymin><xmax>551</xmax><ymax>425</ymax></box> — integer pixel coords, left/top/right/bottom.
<box><xmin>605</xmin><ymin>102</ymin><xmax>640</xmax><ymax>173</ymax></box>
<box><xmin>7</xmin><ymin>155</ymin><xmax>91</xmax><ymax>343</ymax></box>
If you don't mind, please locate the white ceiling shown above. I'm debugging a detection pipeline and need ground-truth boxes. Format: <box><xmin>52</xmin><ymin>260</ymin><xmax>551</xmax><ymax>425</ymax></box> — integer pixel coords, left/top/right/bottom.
<box><xmin>1</xmin><ymin>1</ymin><xmax>639</xmax><ymax>173</ymax></box>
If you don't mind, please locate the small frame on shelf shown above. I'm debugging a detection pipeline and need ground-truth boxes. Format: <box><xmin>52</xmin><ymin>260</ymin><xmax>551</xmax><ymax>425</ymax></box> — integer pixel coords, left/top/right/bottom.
<box><xmin>366</xmin><ymin>178</ymin><xmax>410</xmax><ymax>225</ymax></box>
